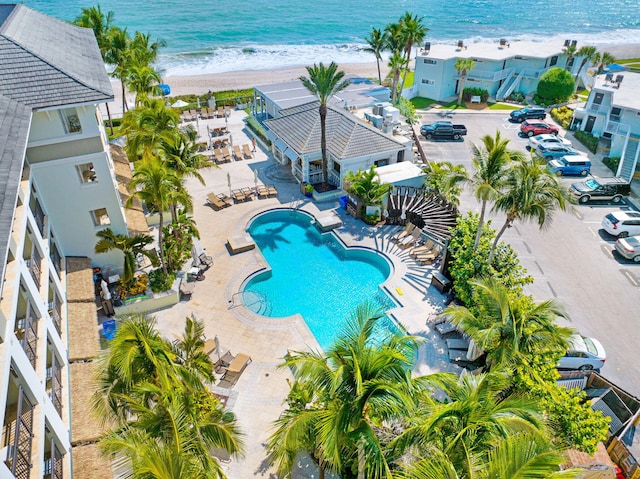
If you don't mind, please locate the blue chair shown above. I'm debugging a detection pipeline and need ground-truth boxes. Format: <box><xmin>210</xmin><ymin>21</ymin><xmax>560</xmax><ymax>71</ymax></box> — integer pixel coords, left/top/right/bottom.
<box><xmin>103</xmin><ymin>319</ymin><xmax>117</xmax><ymax>341</ymax></box>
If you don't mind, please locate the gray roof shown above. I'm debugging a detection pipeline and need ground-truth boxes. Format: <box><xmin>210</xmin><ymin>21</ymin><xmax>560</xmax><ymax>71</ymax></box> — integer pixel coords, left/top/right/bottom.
<box><xmin>0</xmin><ymin>4</ymin><xmax>114</xmax><ymax>296</ymax></box>
<box><xmin>264</xmin><ymin>102</ymin><xmax>404</xmax><ymax>160</ymax></box>
<box><xmin>0</xmin><ymin>4</ymin><xmax>113</xmax><ymax>109</ymax></box>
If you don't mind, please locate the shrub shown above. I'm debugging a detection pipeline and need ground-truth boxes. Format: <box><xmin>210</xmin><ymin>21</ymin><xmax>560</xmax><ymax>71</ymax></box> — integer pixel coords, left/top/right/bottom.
<box><xmin>462</xmin><ymin>87</ymin><xmax>489</xmax><ymax>102</ymax></box>
<box><xmin>244</xmin><ymin>114</ymin><xmax>272</xmax><ymax>147</ymax></box>
<box><xmin>506</xmin><ymin>91</ymin><xmax>525</xmax><ymax>103</ymax></box>
<box><xmin>117</xmin><ymin>274</ymin><xmax>149</xmax><ymax>299</ymax></box>
<box><xmin>397</xmin><ymin>97</ymin><xmax>419</xmax><ymax>124</ymax></box>
<box><xmin>603</xmin><ymin>156</ymin><xmax>621</xmax><ymax>173</ymax></box>
<box><xmin>550</xmin><ymin>105</ymin><xmax>574</xmax><ymax>129</ymax></box>
<box><xmin>148</xmin><ymin>268</ymin><xmax>176</xmax><ymax>293</ymax></box>
<box><xmin>574</xmin><ymin>130</ymin><xmax>599</xmax><ymax>153</ymax></box>
<box><xmin>536</xmin><ymin>67</ymin><xmax>575</xmax><ymax>103</ymax></box>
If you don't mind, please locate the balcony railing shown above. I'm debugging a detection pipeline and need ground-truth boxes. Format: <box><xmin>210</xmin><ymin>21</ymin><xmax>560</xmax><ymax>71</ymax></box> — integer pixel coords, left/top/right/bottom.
<box><xmin>50</xmin><ymin>245</ymin><xmax>62</xmax><ymax>280</ymax></box>
<box><xmin>33</xmin><ymin>201</ymin><xmax>46</xmax><ymax>238</ymax></box>
<box><xmin>49</xmin><ymin>299</ymin><xmax>62</xmax><ymax>336</ymax></box>
<box><xmin>3</xmin><ymin>385</ymin><xmax>34</xmax><ymax>479</ymax></box>
<box><xmin>43</xmin><ymin>442</ymin><xmax>63</xmax><ymax>479</ymax></box>
<box><xmin>604</xmin><ymin>122</ymin><xmax>630</xmax><ymax>136</ymax></box>
<box><xmin>48</xmin><ymin>354</ymin><xmax>63</xmax><ymax>417</ymax></box>
<box><xmin>26</xmin><ymin>247</ymin><xmax>42</xmax><ymax>289</ymax></box>
<box><xmin>16</xmin><ymin>310</ymin><xmax>38</xmax><ymax>369</ymax></box>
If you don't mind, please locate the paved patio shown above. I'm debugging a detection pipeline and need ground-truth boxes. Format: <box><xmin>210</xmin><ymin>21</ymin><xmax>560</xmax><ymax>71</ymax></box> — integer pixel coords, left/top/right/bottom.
<box><xmin>150</xmin><ymin>109</ymin><xmax>463</xmax><ymax>478</ymax></box>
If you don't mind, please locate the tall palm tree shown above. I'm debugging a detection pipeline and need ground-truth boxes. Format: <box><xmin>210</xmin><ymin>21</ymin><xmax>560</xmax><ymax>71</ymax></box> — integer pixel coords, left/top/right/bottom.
<box><xmin>563</xmin><ymin>42</ymin><xmax>578</xmax><ymax>70</ymax></box>
<box><xmin>172</xmin><ymin>315</ymin><xmax>215</xmax><ymax>383</ymax></box>
<box><xmin>105</xmin><ymin>26</ymin><xmax>132</xmax><ymax>114</ymax></box>
<box><xmin>488</xmin><ymin>157</ymin><xmax>573</xmax><ymax>263</ymax></box>
<box><xmin>161</xmin><ymin>127</ymin><xmax>213</xmax><ymax>185</ymax></box>
<box><xmin>398</xmin><ymin>12</ymin><xmax>428</xmax><ymax>94</ymax></box>
<box><xmin>299</xmin><ymin>62</ymin><xmax>350</xmax><ymax>185</ymax></box>
<box><xmin>128</xmin><ymin>63</ymin><xmax>162</xmax><ymax>106</ymax></box>
<box><xmin>384</xmin><ymin>22</ymin><xmax>406</xmax><ymax>102</ymax></box>
<box><xmin>424</xmin><ymin>161</ymin><xmax>468</xmax><ymax>206</ymax></box>
<box><xmin>127</xmin><ymin>159</ymin><xmax>182</xmax><ymax>274</ymax></box>
<box><xmin>469</xmin><ymin>131</ymin><xmax>525</xmax><ymax>250</ymax></box>
<box><xmin>129</xmin><ymin>31</ymin><xmax>167</xmax><ymax>66</ymax></box>
<box><xmin>442</xmin><ymin>278</ymin><xmax>573</xmax><ymax>369</ymax></box>
<box><xmin>364</xmin><ymin>27</ymin><xmax>386</xmax><ymax>85</ymax></box>
<box><xmin>94</xmin><ymin>228</ymin><xmax>158</xmax><ymax>284</ymax></box>
<box><xmin>388</xmin><ymin>51</ymin><xmax>405</xmax><ymax>105</ymax></box>
<box><xmin>574</xmin><ymin>46</ymin><xmax>597</xmax><ymax>91</ymax></box>
<box><xmin>593</xmin><ymin>51</ymin><xmax>616</xmax><ymax>74</ymax></box>
<box><xmin>455</xmin><ymin>58</ymin><xmax>476</xmax><ymax>106</ymax></box>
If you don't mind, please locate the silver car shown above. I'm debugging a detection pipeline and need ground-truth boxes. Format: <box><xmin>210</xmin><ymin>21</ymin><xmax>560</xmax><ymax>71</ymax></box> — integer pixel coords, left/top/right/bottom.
<box><xmin>557</xmin><ymin>335</ymin><xmax>606</xmax><ymax>371</ymax></box>
<box><xmin>615</xmin><ymin>235</ymin><xmax>640</xmax><ymax>262</ymax></box>
<box><xmin>527</xmin><ymin>134</ymin><xmax>571</xmax><ymax>152</ymax></box>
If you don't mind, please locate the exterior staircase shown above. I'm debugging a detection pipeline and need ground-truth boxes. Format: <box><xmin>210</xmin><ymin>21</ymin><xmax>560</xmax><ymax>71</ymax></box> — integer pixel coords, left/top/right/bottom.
<box><xmin>617</xmin><ymin>135</ymin><xmax>640</xmax><ymax>182</ymax></box>
<box><xmin>496</xmin><ymin>68</ymin><xmax>519</xmax><ymax>101</ymax></box>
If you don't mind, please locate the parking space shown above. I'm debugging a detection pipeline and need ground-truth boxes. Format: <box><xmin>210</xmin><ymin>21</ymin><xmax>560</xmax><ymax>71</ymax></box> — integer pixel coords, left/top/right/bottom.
<box><xmin>417</xmin><ymin>109</ymin><xmax>640</xmax><ymax>393</ymax></box>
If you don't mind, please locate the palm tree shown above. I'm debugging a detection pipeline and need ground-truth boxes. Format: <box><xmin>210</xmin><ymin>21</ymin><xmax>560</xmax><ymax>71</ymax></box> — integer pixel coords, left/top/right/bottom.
<box><xmin>129</xmin><ymin>31</ymin><xmax>166</xmax><ymax>66</ymax></box>
<box><xmin>364</xmin><ymin>27</ymin><xmax>386</xmax><ymax>85</ymax></box>
<box><xmin>424</xmin><ymin>161</ymin><xmax>468</xmax><ymax>206</ymax></box>
<box><xmin>455</xmin><ymin>58</ymin><xmax>476</xmax><ymax>106</ymax></box>
<box><xmin>469</xmin><ymin>131</ymin><xmax>525</xmax><ymax>250</ymax></box>
<box><xmin>593</xmin><ymin>51</ymin><xmax>616</xmax><ymax>74</ymax></box>
<box><xmin>268</xmin><ymin>304</ymin><xmax>423</xmax><ymax>479</ymax></box>
<box><xmin>563</xmin><ymin>42</ymin><xmax>578</xmax><ymax>70</ymax></box>
<box><xmin>127</xmin><ymin>159</ymin><xmax>182</xmax><ymax>274</ymax></box>
<box><xmin>172</xmin><ymin>315</ymin><xmax>215</xmax><ymax>384</ymax></box>
<box><xmin>442</xmin><ymin>278</ymin><xmax>573</xmax><ymax>369</ymax></box>
<box><xmin>574</xmin><ymin>46</ymin><xmax>597</xmax><ymax>91</ymax></box>
<box><xmin>94</xmin><ymin>228</ymin><xmax>158</xmax><ymax>284</ymax></box>
<box><xmin>161</xmin><ymin>127</ymin><xmax>213</xmax><ymax>185</ymax></box>
<box><xmin>343</xmin><ymin>166</ymin><xmax>391</xmax><ymax>207</ymax></box>
<box><xmin>388</xmin><ymin>51</ymin><xmax>405</xmax><ymax>105</ymax></box>
<box><xmin>105</xmin><ymin>26</ymin><xmax>132</xmax><ymax>114</ymax></box>
<box><xmin>398</xmin><ymin>12</ymin><xmax>428</xmax><ymax>94</ymax></box>
<box><xmin>488</xmin><ymin>156</ymin><xmax>573</xmax><ymax>263</ymax></box>
<box><xmin>299</xmin><ymin>62</ymin><xmax>350</xmax><ymax>185</ymax></box>
<box><xmin>384</xmin><ymin>22</ymin><xmax>405</xmax><ymax>102</ymax></box>
<box><xmin>127</xmin><ymin>63</ymin><xmax>162</xmax><ymax>106</ymax></box>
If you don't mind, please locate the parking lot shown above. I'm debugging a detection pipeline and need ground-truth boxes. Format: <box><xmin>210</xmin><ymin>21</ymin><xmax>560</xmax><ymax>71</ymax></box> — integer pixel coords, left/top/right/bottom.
<box><xmin>418</xmin><ymin>111</ymin><xmax>640</xmax><ymax>394</ymax></box>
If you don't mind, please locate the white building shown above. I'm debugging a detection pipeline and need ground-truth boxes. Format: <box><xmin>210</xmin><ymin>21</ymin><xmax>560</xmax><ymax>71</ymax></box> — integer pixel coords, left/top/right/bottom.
<box><xmin>413</xmin><ymin>39</ymin><xmax>590</xmax><ymax>102</ymax></box>
<box><xmin>573</xmin><ymin>72</ymin><xmax>640</xmax><ymax>181</ymax></box>
<box><xmin>0</xmin><ymin>4</ymin><xmax>141</xmax><ymax>478</ymax></box>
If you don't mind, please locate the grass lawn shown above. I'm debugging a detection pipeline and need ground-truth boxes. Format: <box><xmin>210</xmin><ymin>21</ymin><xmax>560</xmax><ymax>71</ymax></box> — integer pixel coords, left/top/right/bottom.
<box><xmin>440</xmin><ymin>100</ymin><xmax>466</xmax><ymax>110</ymax></box>
<box><xmin>410</xmin><ymin>97</ymin><xmax>437</xmax><ymax>109</ymax></box>
<box><xmin>487</xmin><ymin>102</ymin><xmax>519</xmax><ymax>110</ymax></box>
<box><xmin>401</xmin><ymin>71</ymin><xmax>414</xmax><ymax>87</ymax></box>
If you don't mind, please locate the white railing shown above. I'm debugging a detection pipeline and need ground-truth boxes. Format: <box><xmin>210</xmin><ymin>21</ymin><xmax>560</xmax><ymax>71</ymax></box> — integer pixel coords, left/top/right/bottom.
<box><xmin>604</xmin><ymin>122</ymin><xmax>630</xmax><ymax>136</ymax></box>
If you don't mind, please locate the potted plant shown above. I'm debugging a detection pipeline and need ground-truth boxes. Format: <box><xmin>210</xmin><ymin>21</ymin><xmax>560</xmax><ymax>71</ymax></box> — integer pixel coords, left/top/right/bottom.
<box><xmin>305</xmin><ymin>183</ymin><xmax>314</xmax><ymax>197</ymax></box>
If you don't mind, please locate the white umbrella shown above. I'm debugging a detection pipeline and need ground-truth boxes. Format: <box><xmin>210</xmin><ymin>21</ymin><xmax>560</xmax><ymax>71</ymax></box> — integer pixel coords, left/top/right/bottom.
<box><xmin>213</xmin><ymin>335</ymin><xmax>221</xmax><ymax>362</ymax></box>
<box><xmin>191</xmin><ymin>245</ymin><xmax>201</xmax><ymax>266</ymax></box>
<box><xmin>254</xmin><ymin>169</ymin><xmax>259</xmax><ymax>193</ymax></box>
<box><xmin>229</xmin><ymin>134</ymin><xmax>233</xmax><ymax>148</ymax></box>
<box><xmin>227</xmin><ymin>172</ymin><xmax>232</xmax><ymax>196</ymax></box>
<box><xmin>171</xmin><ymin>99</ymin><xmax>188</xmax><ymax>108</ymax></box>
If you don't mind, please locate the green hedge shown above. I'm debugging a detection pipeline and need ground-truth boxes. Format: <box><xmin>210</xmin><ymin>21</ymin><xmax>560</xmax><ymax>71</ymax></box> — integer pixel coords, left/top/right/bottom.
<box><xmin>603</xmin><ymin>156</ymin><xmax>621</xmax><ymax>173</ymax></box>
<box><xmin>574</xmin><ymin>130</ymin><xmax>599</xmax><ymax>154</ymax></box>
<box><xmin>462</xmin><ymin>87</ymin><xmax>489</xmax><ymax>102</ymax></box>
<box><xmin>244</xmin><ymin>114</ymin><xmax>271</xmax><ymax>147</ymax></box>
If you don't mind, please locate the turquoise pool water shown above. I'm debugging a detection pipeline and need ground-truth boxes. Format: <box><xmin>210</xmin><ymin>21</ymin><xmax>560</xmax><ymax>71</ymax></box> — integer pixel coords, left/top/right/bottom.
<box><xmin>243</xmin><ymin>210</ymin><xmax>397</xmax><ymax>349</ymax></box>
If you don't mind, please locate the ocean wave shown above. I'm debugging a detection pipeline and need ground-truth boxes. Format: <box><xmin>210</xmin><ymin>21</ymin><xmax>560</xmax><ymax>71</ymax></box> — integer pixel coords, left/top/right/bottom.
<box><xmin>157</xmin><ymin>29</ymin><xmax>640</xmax><ymax>77</ymax></box>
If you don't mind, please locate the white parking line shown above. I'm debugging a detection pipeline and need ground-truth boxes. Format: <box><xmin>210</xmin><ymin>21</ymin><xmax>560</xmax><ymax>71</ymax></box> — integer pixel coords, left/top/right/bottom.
<box><xmin>587</xmin><ymin>226</ymin><xmax>599</xmax><ymax>239</ymax></box>
<box><xmin>622</xmin><ymin>270</ymin><xmax>639</xmax><ymax>287</ymax></box>
<box><xmin>502</xmin><ymin>123</ymin><xmax>520</xmax><ymax>130</ymax></box>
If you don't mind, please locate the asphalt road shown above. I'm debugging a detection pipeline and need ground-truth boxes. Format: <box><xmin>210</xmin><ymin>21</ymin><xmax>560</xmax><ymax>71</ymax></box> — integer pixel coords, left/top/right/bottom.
<box><xmin>418</xmin><ymin>111</ymin><xmax>640</xmax><ymax>395</ymax></box>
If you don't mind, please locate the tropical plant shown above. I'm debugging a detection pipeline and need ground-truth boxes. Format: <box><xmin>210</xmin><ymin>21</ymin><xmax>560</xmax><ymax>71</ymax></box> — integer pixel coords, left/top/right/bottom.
<box><xmin>161</xmin><ymin>126</ymin><xmax>213</xmax><ymax>184</ymax></box>
<box><xmin>536</xmin><ymin>67</ymin><xmax>575</xmax><ymax>104</ymax></box>
<box><xmin>127</xmin><ymin>158</ymin><xmax>183</xmax><ymax>274</ymax></box>
<box><xmin>364</xmin><ymin>27</ymin><xmax>386</xmax><ymax>85</ymax></box>
<box><xmin>574</xmin><ymin>46</ymin><xmax>597</xmax><ymax>91</ymax></box>
<box><xmin>455</xmin><ymin>58</ymin><xmax>476</xmax><ymax>106</ymax></box>
<box><xmin>469</xmin><ymin>131</ymin><xmax>525</xmax><ymax>250</ymax></box>
<box><xmin>397</xmin><ymin>12</ymin><xmax>428</xmax><ymax>94</ymax></box>
<box><xmin>387</xmin><ymin>51</ymin><xmax>406</xmax><ymax>105</ymax></box>
<box><xmin>396</xmin><ymin>97</ymin><xmax>419</xmax><ymax>124</ymax></box>
<box><xmin>442</xmin><ymin>278</ymin><xmax>573</xmax><ymax>370</ymax></box>
<box><xmin>563</xmin><ymin>42</ymin><xmax>578</xmax><ymax>69</ymax></box>
<box><xmin>162</xmin><ymin>209</ymin><xmax>199</xmax><ymax>271</ymax></box>
<box><xmin>172</xmin><ymin>315</ymin><xmax>215</xmax><ymax>383</ymax></box>
<box><xmin>423</xmin><ymin>161</ymin><xmax>468</xmax><ymax>206</ymax></box>
<box><xmin>267</xmin><ymin>304</ymin><xmax>423</xmax><ymax>479</ymax></box>
<box><xmin>592</xmin><ymin>51</ymin><xmax>616</xmax><ymax>74</ymax></box>
<box><xmin>488</xmin><ymin>156</ymin><xmax>573</xmax><ymax>263</ymax></box>
<box><xmin>94</xmin><ymin>228</ymin><xmax>157</xmax><ymax>284</ymax></box>
<box><xmin>299</xmin><ymin>62</ymin><xmax>350</xmax><ymax>185</ymax></box>
<box><xmin>127</xmin><ymin>63</ymin><xmax>162</xmax><ymax>105</ymax></box>
<box><xmin>344</xmin><ymin>166</ymin><xmax>390</xmax><ymax>206</ymax></box>
<box><xmin>105</xmin><ymin>25</ymin><xmax>132</xmax><ymax>114</ymax></box>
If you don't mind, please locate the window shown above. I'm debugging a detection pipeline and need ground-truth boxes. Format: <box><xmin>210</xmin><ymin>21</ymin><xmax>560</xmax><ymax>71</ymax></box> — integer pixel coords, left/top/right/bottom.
<box><xmin>91</xmin><ymin>208</ymin><xmax>111</xmax><ymax>226</ymax></box>
<box><xmin>421</xmin><ymin>79</ymin><xmax>435</xmax><ymax>85</ymax></box>
<box><xmin>567</xmin><ymin>57</ymin><xmax>575</xmax><ymax>67</ymax></box>
<box><xmin>332</xmin><ymin>162</ymin><xmax>341</xmax><ymax>174</ymax></box>
<box><xmin>549</xmin><ymin>55</ymin><xmax>558</xmax><ymax>66</ymax></box>
<box><xmin>423</xmin><ymin>59</ymin><xmax>437</xmax><ymax>65</ymax></box>
<box><xmin>77</xmin><ymin>163</ymin><xmax>97</xmax><ymax>183</ymax></box>
<box><xmin>60</xmin><ymin>108</ymin><xmax>82</xmax><ymax>133</ymax></box>
<box><xmin>593</xmin><ymin>93</ymin><xmax>604</xmax><ymax>105</ymax></box>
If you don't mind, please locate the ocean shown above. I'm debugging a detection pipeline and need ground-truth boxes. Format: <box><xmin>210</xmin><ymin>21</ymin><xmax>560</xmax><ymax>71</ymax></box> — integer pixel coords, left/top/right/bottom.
<box><xmin>21</xmin><ymin>0</ymin><xmax>640</xmax><ymax>76</ymax></box>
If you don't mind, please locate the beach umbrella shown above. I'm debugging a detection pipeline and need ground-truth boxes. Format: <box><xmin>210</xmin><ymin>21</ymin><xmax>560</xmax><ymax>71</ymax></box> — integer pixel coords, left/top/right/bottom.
<box><xmin>229</xmin><ymin>134</ymin><xmax>233</xmax><ymax>148</ymax></box>
<box><xmin>227</xmin><ymin>172</ymin><xmax>232</xmax><ymax>196</ymax></box>
<box><xmin>191</xmin><ymin>245</ymin><xmax>200</xmax><ymax>266</ymax></box>
<box><xmin>254</xmin><ymin>169</ymin><xmax>259</xmax><ymax>193</ymax></box>
<box><xmin>171</xmin><ymin>99</ymin><xmax>188</xmax><ymax>108</ymax></box>
<box><xmin>214</xmin><ymin>335</ymin><xmax>221</xmax><ymax>362</ymax></box>
<box><xmin>197</xmin><ymin>97</ymin><xmax>201</xmax><ymax>108</ymax></box>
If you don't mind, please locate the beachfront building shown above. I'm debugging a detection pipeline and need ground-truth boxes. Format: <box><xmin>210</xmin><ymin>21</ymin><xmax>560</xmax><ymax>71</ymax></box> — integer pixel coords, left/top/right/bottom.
<box><xmin>254</xmin><ymin>75</ymin><xmax>390</xmax><ymax>119</ymax></box>
<box><xmin>573</xmin><ymin>72</ymin><xmax>640</xmax><ymax>181</ymax></box>
<box><xmin>0</xmin><ymin>4</ymin><xmax>138</xmax><ymax>478</ymax></box>
<box><xmin>264</xmin><ymin>102</ymin><xmax>408</xmax><ymax>187</ymax></box>
<box><xmin>413</xmin><ymin>39</ymin><xmax>590</xmax><ymax>102</ymax></box>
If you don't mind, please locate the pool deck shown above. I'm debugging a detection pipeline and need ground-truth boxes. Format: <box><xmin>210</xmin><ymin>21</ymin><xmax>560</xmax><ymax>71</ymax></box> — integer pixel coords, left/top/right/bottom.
<box><xmin>150</xmin><ymin>110</ymin><xmax>463</xmax><ymax>478</ymax></box>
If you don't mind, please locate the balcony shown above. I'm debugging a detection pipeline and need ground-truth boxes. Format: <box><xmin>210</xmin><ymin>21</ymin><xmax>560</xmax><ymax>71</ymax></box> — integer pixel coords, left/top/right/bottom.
<box><xmin>25</xmin><ymin>247</ymin><xmax>42</xmax><ymax>290</ymax></box>
<box><xmin>48</xmin><ymin>298</ymin><xmax>62</xmax><ymax>336</ymax></box>
<box><xmin>46</xmin><ymin>348</ymin><xmax>63</xmax><ymax>417</ymax></box>
<box><xmin>2</xmin><ymin>384</ymin><xmax>34</xmax><ymax>479</ymax></box>
<box><xmin>32</xmin><ymin>200</ymin><xmax>47</xmax><ymax>239</ymax></box>
<box><xmin>43</xmin><ymin>442</ymin><xmax>63</xmax><ymax>479</ymax></box>
<box><xmin>15</xmin><ymin>311</ymin><xmax>38</xmax><ymax>369</ymax></box>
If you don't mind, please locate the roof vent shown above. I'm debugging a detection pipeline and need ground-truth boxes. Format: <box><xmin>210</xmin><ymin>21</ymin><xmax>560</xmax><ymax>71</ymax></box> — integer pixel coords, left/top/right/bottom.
<box><xmin>604</xmin><ymin>73</ymin><xmax>613</xmax><ymax>84</ymax></box>
<box><xmin>615</xmin><ymin>74</ymin><xmax>624</xmax><ymax>88</ymax></box>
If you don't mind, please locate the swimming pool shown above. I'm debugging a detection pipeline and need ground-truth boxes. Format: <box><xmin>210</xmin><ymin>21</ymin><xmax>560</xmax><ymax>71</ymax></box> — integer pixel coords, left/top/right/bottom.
<box><xmin>242</xmin><ymin>209</ymin><xmax>397</xmax><ymax>349</ymax></box>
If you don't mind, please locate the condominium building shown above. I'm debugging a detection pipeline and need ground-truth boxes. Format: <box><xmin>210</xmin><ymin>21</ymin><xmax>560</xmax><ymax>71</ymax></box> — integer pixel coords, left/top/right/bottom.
<box><xmin>0</xmin><ymin>4</ymin><xmax>137</xmax><ymax>478</ymax></box>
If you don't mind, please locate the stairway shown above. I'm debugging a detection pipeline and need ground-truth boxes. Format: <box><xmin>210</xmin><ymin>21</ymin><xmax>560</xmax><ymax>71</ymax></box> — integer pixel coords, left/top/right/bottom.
<box><xmin>618</xmin><ymin>136</ymin><xmax>640</xmax><ymax>182</ymax></box>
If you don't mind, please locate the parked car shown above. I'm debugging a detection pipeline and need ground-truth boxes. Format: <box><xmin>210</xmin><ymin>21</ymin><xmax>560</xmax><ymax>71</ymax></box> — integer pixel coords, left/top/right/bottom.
<box><xmin>535</xmin><ymin>144</ymin><xmax>581</xmax><ymax>161</ymax></box>
<box><xmin>420</xmin><ymin>121</ymin><xmax>468</xmax><ymax>140</ymax></box>
<box><xmin>570</xmin><ymin>177</ymin><xmax>631</xmax><ymax>204</ymax></box>
<box><xmin>520</xmin><ymin>120</ymin><xmax>559</xmax><ymax>137</ymax></box>
<box><xmin>615</xmin><ymin>235</ymin><xmax>640</xmax><ymax>262</ymax></box>
<box><xmin>601</xmin><ymin>211</ymin><xmax>640</xmax><ymax>238</ymax></box>
<box><xmin>558</xmin><ymin>334</ymin><xmax>606</xmax><ymax>371</ymax></box>
<box><xmin>527</xmin><ymin>133</ymin><xmax>572</xmax><ymax>151</ymax></box>
<box><xmin>510</xmin><ymin>106</ymin><xmax>546</xmax><ymax>122</ymax></box>
<box><xmin>546</xmin><ymin>156</ymin><xmax>591</xmax><ymax>176</ymax></box>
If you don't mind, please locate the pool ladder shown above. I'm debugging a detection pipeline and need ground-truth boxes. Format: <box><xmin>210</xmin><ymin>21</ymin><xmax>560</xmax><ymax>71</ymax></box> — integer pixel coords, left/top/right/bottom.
<box><xmin>290</xmin><ymin>196</ymin><xmax>303</xmax><ymax>213</ymax></box>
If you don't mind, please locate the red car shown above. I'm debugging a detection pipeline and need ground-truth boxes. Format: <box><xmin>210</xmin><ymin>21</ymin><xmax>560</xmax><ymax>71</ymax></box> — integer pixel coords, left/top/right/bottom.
<box><xmin>520</xmin><ymin>120</ymin><xmax>559</xmax><ymax>137</ymax></box>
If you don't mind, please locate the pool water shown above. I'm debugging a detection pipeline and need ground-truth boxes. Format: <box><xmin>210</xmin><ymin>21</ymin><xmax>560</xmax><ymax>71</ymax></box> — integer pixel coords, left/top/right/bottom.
<box><xmin>243</xmin><ymin>210</ymin><xmax>397</xmax><ymax>349</ymax></box>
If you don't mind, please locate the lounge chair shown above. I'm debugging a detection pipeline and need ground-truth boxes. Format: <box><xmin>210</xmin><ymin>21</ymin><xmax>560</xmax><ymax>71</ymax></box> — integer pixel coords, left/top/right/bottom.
<box><xmin>398</xmin><ymin>228</ymin><xmax>422</xmax><ymax>249</ymax></box>
<box><xmin>217</xmin><ymin>106</ymin><xmax>224</xmax><ymax>118</ymax></box>
<box><xmin>221</xmin><ymin>147</ymin><xmax>232</xmax><ymax>162</ymax></box>
<box><xmin>217</xmin><ymin>193</ymin><xmax>234</xmax><ymax>207</ymax></box>
<box><xmin>213</xmin><ymin>149</ymin><xmax>225</xmax><ymax>164</ymax></box>
<box><xmin>231</xmin><ymin>189</ymin><xmax>245</xmax><ymax>203</ymax></box>
<box><xmin>179</xmin><ymin>280</ymin><xmax>195</xmax><ymax>299</ymax></box>
<box><xmin>198</xmin><ymin>252</ymin><xmax>213</xmax><ymax>269</ymax></box>
<box><xmin>189</xmin><ymin>109</ymin><xmax>198</xmax><ymax>119</ymax></box>
<box><xmin>446</xmin><ymin>338</ymin><xmax>470</xmax><ymax>350</ymax></box>
<box><xmin>207</xmin><ymin>107</ymin><xmax>216</xmax><ymax>118</ymax></box>
<box><xmin>449</xmin><ymin>348</ymin><xmax>469</xmax><ymax>363</ymax></box>
<box><xmin>392</xmin><ymin>223</ymin><xmax>416</xmax><ymax>242</ymax></box>
<box><xmin>411</xmin><ymin>240</ymin><xmax>437</xmax><ymax>256</ymax></box>
<box><xmin>241</xmin><ymin>187</ymin><xmax>255</xmax><ymax>201</ymax></box>
<box><xmin>435</xmin><ymin>320</ymin><xmax>458</xmax><ymax>336</ymax></box>
<box><xmin>225</xmin><ymin>352</ymin><xmax>252</xmax><ymax>374</ymax></box>
<box><xmin>267</xmin><ymin>185</ymin><xmax>278</xmax><ymax>198</ymax></box>
<box><xmin>242</xmin><ymin>144</ymin><xmax>253</xmax><ymax>159</ymax></box>
<box><xmin>206</xmin><ymin>193</ymin><xmax>227</xmax><ymax>211</ymax></box>
<box><xmin>213</xmin><ymin>350</ymin><xmax>235</xmax><ymax>374</ymax></box>
<box><xmin>257</xmin><ymin>185</ymin><xmax>269</xmax><ymax>199</ymax></box>
<box><xmin>413</xmin><ymin>249</ymin><xmax>439</xmax><ymax>265</ymax></box>
<box><xmin>233</xmin><ymin>145</ymin><xmax>243</xmax><ymax>161</ymax></box>
<box><xmin>201</xmin><ymin>108</ymin><xmax>209</xmax><ymax>119</ymax></box>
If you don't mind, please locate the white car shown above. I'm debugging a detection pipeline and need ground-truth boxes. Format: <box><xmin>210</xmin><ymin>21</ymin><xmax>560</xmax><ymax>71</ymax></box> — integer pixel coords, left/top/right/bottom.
<box><xmin>558</xmin><ymin>335</ymin><xmax>606</xmax><ymax>371</ymax></box>
<box><xmin>527</xmin><ymin>134</ymin><xmax>572</xmax><ymax>152</ymax></box>
<box><xmin>602</xmin><ymin>211</ymin><xmax>640</xmax><ymax>238</ymax></box>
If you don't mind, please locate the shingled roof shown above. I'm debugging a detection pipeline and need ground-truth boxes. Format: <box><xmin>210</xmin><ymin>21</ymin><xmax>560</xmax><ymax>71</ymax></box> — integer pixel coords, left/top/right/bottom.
<box><xmin>264</xmin><ymin>102</ymin><xmax>404</xmax><ymax>160</ymax></box>
<box><xmin>0</xmin><ymin>4</ymin><xmax>113</xmax><ymax>109</ymax></box>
